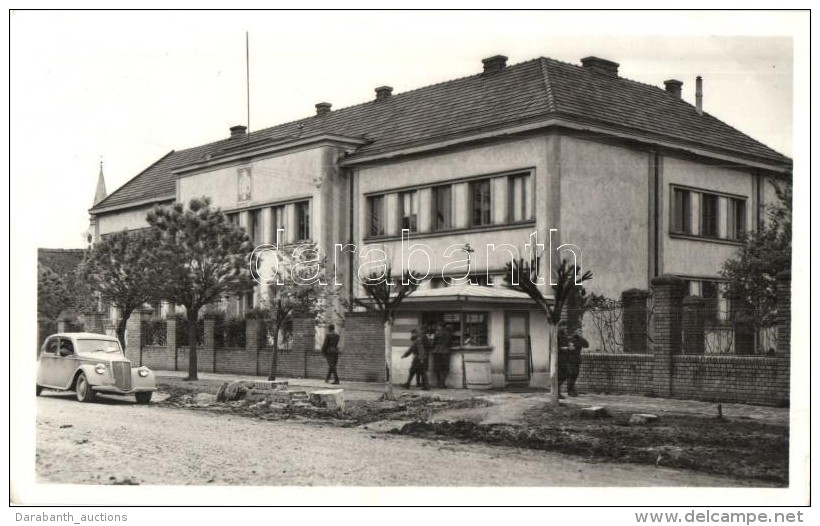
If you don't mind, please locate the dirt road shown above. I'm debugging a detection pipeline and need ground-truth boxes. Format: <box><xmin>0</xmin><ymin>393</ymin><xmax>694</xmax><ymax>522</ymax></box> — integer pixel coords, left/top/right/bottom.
<box><xmin>36</xmin><ymin>392</ymin><xmax>762</xmax><ymax>487</ymax></box>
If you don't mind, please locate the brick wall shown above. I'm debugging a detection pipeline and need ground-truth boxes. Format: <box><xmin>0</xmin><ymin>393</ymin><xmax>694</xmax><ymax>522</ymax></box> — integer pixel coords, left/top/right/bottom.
<box><xmin>671</xmin><ymin>355</ymin><xmax>789</xmax><ymax>406</ymax></box>
<box><xmin>175</xmin><ymin>345</ymin><xmax>215</xmax><ymax>373</ymax></box>
<box><xmin>577</xmin><ymin>353</ymin><xmax>654</xmax><ymax>395</ymax></box>
<box><xmin>142</xmin><ymin>345</ymin><xmax>174</xmax><ymax>371</ymax></box>
<box><xmin>337</xmin><ymin>312</ymin><xmax>386</xmax><ymax>383</ymax></box>
<box><xmin>577</xmin><ymin>352</ymin><xmax>788</xmax><ymax>406</ymax></box>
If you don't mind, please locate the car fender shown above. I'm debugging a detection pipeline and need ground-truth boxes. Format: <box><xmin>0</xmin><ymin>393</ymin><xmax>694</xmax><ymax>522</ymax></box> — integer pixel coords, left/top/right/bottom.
<box><xmin>73</xmin><ymin>363</ymin><xmax>108</xmax><ymax>388</ymax></box>
<box><xmin>130</xmin><ymin>368</ymin><xmax>157</xmax><ymax>390</ymax></box>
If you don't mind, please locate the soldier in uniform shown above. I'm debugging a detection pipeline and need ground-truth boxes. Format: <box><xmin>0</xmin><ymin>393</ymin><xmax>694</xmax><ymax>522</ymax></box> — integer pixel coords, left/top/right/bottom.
<box><xmin>321</xmin><ymin>324</ymin><xmax>341</xmax><ymax>384</ymax></box>
<box><xmin>557</xmin><ymin>322</ymin><xmax>588</xmax><ymax>398</ymax></box>
<box><xmin>431</xmin><ymin>323</ymin><xmax>453</xmax><ymax>388</ymax></box>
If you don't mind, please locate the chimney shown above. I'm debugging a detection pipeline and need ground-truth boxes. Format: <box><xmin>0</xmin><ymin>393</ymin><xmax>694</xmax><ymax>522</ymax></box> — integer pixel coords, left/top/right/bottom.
<box><xmin>580</xmin><ymin>56</ymin><xmax>620</xmax><ymax>77</ymax></box>
<box><xmin>664</xmin><ymin>79</ymin><xmax>683</xmax><ymax>98</ymax></box>
<box><xmin>695</xmin><ymin>76</ymin><xmax>703</xmax><ymax>115</ymax></box>
<box><xmin>229</xmin><ymin>125</ymin><xmax>247</xmax><ymax>139</ymax></box>
<box><xmin>482</xmin><ymin>55</ymin><xmax>508</xmax><ymax>73</ymax></box>
<box><xmin>375</xmin><ymin>86</ymin><xmax>393</xmax><ymax>101</ymax></box>
<box><xmin>315</xmin><ymin>102</ymin><xmax>332</xmax><ymax>116</ymax></box>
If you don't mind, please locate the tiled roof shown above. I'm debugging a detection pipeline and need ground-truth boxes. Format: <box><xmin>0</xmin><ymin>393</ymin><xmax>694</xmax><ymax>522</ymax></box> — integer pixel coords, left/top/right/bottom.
<box><xmin>93</xmin><ymin>56</ymin><xmax>791</xmax><ymax>212</ymax></box>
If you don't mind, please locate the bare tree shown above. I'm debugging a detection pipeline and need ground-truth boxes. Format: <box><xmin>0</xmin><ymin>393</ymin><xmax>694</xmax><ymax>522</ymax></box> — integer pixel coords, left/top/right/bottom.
<box><xmin>504</xmin><ymin>258</ymin><xmax>592</xmax><ymax>405</ymax></box>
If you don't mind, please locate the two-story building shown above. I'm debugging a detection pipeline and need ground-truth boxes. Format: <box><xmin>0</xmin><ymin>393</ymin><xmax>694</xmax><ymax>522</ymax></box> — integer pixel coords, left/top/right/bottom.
<box><xmin>89</xmin><ymin>54</ymin><xmax>791</xmax><ymax>388</ymax></box>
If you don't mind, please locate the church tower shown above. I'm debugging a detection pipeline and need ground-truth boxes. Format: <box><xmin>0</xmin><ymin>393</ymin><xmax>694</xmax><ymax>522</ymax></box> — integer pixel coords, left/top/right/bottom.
<box><xmin>93</xmin><ymin>160</ymin><xmax>107</xmax><ymax>206</ymax></box>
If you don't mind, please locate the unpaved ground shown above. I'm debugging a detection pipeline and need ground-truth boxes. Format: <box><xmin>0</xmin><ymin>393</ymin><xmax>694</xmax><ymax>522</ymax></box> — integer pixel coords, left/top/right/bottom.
<box><xmin>36</xmin><ymin>392</ymin><xmax>763</xmax><ymax>487</ymax></box>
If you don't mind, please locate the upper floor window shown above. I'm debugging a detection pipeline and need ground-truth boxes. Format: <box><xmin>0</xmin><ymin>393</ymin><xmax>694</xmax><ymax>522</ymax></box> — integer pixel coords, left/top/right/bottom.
<box><xmin>432</xmin><ymin>185</ymin><xmax>452</xmax><ymax>231</ymax></box>
<box><xmin>726</xmin><ymin>197</ymin><xmax>746</xmax><ymax>241</ymax></box>
<box><xmin>508</xmin><ymin>173</ymin><xmax>531</xmax><ymax>222</ymax></box>
<box><xmin>295</xmin><ymin>201</ymin><xmax>311</xmax><ymax>241</ymax></box>
<box><xmin>399</xmin><ymin>191</ymin><xmax>418</xmax><ymax>232</ymax></box>
<box><xmin>470</xmin><ymin>179</ymin><xmax>492</xmax><ymax>227</ymax></box>
<box><xmin>671</xmin><ymin>188</ymin><xmax>691</xmax><ymax>234</ymax></box>
<box><xmin>249</xmin><ymin>209</ymin><xmax>263</xmax><ymax>244</ymax></box>
<box><xmin>368</xmin><ymin>195</ymin><xmax>386</xmax><ymax>236</ymax></box>
<box><xmin>700</xmin><ymin>193</ymin><xmax>719</xmax><ymax>238</ymax></box>
<box><xmin>271</xmin><ymin>206</ymin><xmax>286</xmax><ymax>245</ymax></box>
<box><xmin>671</xmin><ymin>185</ymin><xmax>747</xmax><ymax>242</ymax></box>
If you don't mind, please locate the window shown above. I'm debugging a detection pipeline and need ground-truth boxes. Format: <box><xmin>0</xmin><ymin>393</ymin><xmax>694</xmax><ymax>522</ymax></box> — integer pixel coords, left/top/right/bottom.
<box><xmin>399</xmin><ymin>191</ymin><xmax>418</xmax><ymax>232</ymax></box>
<box><xmin>508</xmin><ymin>173</ymin><xmax>531</xmax><ymax>222</ymax></box>
<box><xmin>432</xmin><ymin>185</ymin><xmax>452</xmax><ymax>230</ymax></box>
<box><xmin>270</xmin><ymin>206</ymin><xmax>286</xmax><ymax>244</ymax></box>
<box><xmin>295</xmin><ymin>201</ymin><xmax>310</xmax><ymax>241</ymax></box>
<box><xmin>44</xmin><ymin>338</ymin><xmax>59</xmax><ymax>355</ymax></box>
<box><xmin>700</xmin><ymin>193</ymin><xmax>719</xmax><ymax>238</ymax></box>
<box><xmin>249</xmin><ymin>209</ymin><xmax>262</xmax><ymax>244</ymax></box>
<box><xmin>470</xmin><ymin>179</ymin><xmax>492</xmax><ymax>226</ymax></box>
<box><xmin>227</xmin><ymin>212</ymin><xmax>239</xmax><ymax>226</ymax></box>
<box><xmin>421</xmin><ymin>311</ymin><xmax>489</xmax><ymax>346</ymax></box>
<box><xmin>727</xmin><ymin>198</ymin><xmax>746</xmax><ymax>241</ymax></box>
<box><xmin>368</xmin><ymin>195</ymin><xmax>386</xmax><ymax>236</ymax></box>
<box><xmin>671</xmin><ymin>188</ymin><xmax>691</xmax><ymax>234</ymax></box>
<box><xmin>701</xmin><ymin>280</ymin><xmax>719</xmax><ymax>323</ymax></box>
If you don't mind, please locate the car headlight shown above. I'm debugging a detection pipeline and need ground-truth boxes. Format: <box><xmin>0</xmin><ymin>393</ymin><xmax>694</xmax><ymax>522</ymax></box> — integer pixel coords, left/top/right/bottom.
<box><xmin>138</xmin><ymin>367</ymin><xmax>150</xmax><ymax>378</ymax></box>
<box><xmin>95</xmin><ymin>363</ymin><xmax>106</xmax><ymax>375</ymax></box>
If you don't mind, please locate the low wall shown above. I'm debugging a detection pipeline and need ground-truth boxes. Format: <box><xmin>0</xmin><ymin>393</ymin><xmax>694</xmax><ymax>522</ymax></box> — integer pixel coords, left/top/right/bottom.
<box><xmin>577</xmin><ymin>353</ymin><xmax>654</xmax><ymax>396</ymax></box>
<box><xmin>141</xmin><ymin>345</ymin><xmax>173</xmax><ymax>371</ymax></box>
<box><xmin>671</xmin><ymin>355</ymin><xmax>790</xmax><ymax>406</ymax></box>
<box><xmin>577</xmin><ymin>352</ymin><xmax>789</xmax><ymax>406</ymax></box>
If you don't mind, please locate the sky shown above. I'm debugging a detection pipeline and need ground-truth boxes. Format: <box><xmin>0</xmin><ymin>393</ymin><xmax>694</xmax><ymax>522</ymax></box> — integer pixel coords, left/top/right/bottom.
<box><xmin>10</xmin><ymin>10</ymin><xmax>806</xmax><ymax>250</ymax></box>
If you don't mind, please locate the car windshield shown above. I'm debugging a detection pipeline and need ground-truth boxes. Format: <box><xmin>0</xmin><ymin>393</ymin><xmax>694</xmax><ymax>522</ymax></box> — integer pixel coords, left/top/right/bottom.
<box><xmin>76</xmin><ymin>339</ymin><xmax>123</xmax><ymax>355</ymax></box>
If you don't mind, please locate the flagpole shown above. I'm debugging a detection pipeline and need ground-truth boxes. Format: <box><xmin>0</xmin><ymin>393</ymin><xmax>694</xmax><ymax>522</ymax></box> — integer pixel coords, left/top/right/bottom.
<box><xmin>246</xmin><ymin>31</ymin><xmax>250</xmax><ymax>135</ymax></box>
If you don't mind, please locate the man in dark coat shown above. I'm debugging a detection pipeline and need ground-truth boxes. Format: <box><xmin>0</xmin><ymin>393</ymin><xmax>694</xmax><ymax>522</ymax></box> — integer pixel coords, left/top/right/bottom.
<box><xmin>321</xmin><ymin>323</ymin><xmax>341</xmax><ymax>384</ymax></box>
<box><xmin>401</xmin><ymin>329</ymin><xmax>429</xmax><ymax>389</ymax></box>
<box><xmin>557</xmin><ymin>323</ymin><xmax>588</xmax><ymax>398</ymax></box>
<box><xmin>431</xmin><ymin>323</ymin><xmax>452</xmax><ymax>388</ymax></box>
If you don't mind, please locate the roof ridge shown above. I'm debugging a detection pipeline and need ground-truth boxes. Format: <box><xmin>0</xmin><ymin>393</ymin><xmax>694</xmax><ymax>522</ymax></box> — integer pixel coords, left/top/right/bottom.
<box><xmin>241</xmin><ymin>57</ymin><xmax>548</xmax><ymax>142</ymax></box>
<box><xmin>538</xmin><ymin>57</ymin><xmax>556</xmax><ymax>113</ymax></box>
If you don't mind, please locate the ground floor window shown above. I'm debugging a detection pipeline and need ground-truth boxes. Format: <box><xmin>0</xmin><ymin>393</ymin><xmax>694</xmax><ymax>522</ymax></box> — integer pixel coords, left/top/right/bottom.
<box><xmin>420</xmin><ymin>311</ymin><xmax>489</xmax><ymax>346</ymax></box>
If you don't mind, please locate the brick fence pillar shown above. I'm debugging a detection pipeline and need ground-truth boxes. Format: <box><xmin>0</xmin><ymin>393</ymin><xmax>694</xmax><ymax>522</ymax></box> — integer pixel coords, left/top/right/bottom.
<box><xmin>204</xmin><ymin>314</ymin><xmax>218</xmax><ymax>373</ymax></box>
<box><xmin>166</xmin><ymin>315</ymin><xmax>180</xmax><ymax>371</ymax></box>
<box><xmin>682</xmin><ymin>296</ymin><xmax>706</xmax><ymax>355</ymax></box>
<box><xmin>245</xmin><ymin>313</ymin><xmax>265</xmax><ymax>376</ymax></box>
<box><xmin>125</xmin><ymin>308</ymin><xmax>152</xmax><ymax>365</ymax></box>
<box><xmin>292</xmin><ymin>316</ymin><xmax>317</xmax><ymax>378</ymax></box>
<box><xmin>57</xmin><ymin>317</ymin><xmax>70</xmax><ymax>333</ymax></box>
<box><xmin>776</xmin><ymin>270</ymin><xmax>791</xmax><ymax>356</ymax></box>
<box><xmin>650</xmin><ymin>274</ymin><xmax>686</xmax><ymax>397</ymax></box>
<box><xmin>622</xmin><ymin>288</ymin><xmax>649</xmax><ymax>354</ymax></box>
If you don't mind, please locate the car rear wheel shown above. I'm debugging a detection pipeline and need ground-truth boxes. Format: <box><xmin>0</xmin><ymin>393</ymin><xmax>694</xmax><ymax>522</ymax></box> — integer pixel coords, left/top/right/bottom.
<box><xmin>75</xmin><ymin>373</ymin><xmax>95</xmax><ymax>403</ymax></box>
<box><xmin>135</xmin><ymin>392</ymin><xmax>152</xmax><ymax>404</ymax></box>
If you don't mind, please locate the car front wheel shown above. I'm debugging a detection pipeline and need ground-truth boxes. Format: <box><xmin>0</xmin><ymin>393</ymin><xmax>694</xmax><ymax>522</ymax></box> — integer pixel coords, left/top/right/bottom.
<box><xmin>135</xmin><ymin>392</ymin><xmax>152</xmax><ymax>404</ymax></box>
<box><xmin>75</xmin><ymin>373</ymin><xmax>95</xmax><ymax>403</ymax></box>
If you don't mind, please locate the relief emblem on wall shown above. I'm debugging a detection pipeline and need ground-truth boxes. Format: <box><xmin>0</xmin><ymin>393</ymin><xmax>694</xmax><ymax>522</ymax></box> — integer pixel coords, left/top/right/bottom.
<box><xmin>237</xmin><ymin>167</ymin><xmax>252</xmax><ymax>202</ymax></box>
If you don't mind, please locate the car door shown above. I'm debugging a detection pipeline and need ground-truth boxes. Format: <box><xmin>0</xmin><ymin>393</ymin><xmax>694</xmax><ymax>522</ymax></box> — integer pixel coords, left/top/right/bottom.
<box><xmin>37</xmin><ymin>336</ymin><xmax>60</xmax><ymax>386</ymax></box>
<box><xmin>52</xmin><ymin>337</ymin><xmax>80</xmax><ymax>389</ymax></box>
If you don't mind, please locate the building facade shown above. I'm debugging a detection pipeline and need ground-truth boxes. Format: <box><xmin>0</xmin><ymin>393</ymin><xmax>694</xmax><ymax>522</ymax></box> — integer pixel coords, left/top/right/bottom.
<box><xmin>88</xmin><ymin>54</ymin><xmax>791</xmax><ymax>388</ymax></box>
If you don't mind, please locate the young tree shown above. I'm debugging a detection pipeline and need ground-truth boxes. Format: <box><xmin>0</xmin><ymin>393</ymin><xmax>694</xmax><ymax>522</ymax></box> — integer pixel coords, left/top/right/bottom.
<box><xmin>351</xmin><ymin>268</ymin><xmax>420</xmax><ymax>400</ymax></box>
<box><xmin>721</xmin><ymin>180</ymin><xmax>792</xmax><ymax>331</ymax></box>
<box><xmin>79</xmin><ymin>230</ymin><xmax>164</xmax><ymax>348</ymax></box>
<box><xmin>260</xmin><ymin>244</ymin><xmax>328</xmax><ymax>380</ymax></box>
<box><xmin>147</xmin><ymin>198</ymin><xmax>254</xmax><ymax>381</ymax></box>
<box><xmin>504</xmin><ymin>258</ymin><xmax>592</xmax><ymax>405</ymax></box>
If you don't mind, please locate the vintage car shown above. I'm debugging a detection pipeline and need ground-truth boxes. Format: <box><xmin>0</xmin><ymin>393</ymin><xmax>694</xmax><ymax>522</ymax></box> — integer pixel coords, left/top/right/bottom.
<box><xmin>36</xmin><ymin>333</ymin><xmax>156</xmax><ymax>403</ymax></box>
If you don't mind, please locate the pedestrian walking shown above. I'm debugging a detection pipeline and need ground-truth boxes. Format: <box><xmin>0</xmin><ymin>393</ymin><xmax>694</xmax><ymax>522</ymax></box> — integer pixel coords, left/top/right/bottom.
<box><xmin>401</xmin><ymin>329</ymin><xmax>429</xmax><ymax>390</ymax></box>
<box><xmin>321</xmin><ymin>323</ymin><xmax>341</xmax><ymax>384</ymax></box>
<box><xmin>566</xmin><ymin>327</ymin><xmax>589</xmax><ymax>397</ymax></box>
<box><xmin>431</xmin><ymin>323</ymin><xmax>452</xmax><ymax>388</ymax></box>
